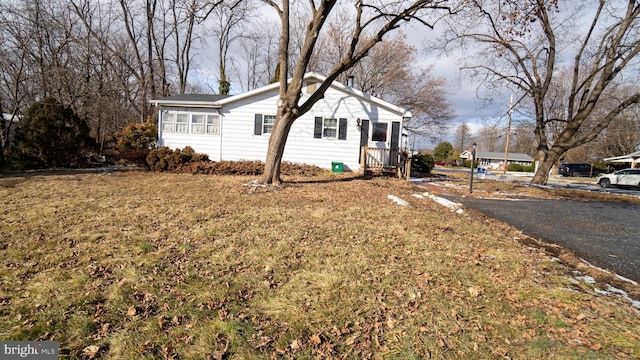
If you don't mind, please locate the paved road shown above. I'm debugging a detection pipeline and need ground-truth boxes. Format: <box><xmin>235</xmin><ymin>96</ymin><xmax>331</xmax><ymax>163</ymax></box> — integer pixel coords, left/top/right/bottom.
<box><xmin>452</xmin><ymin>197</ymin><xmax>640</xmax><ymax>282</ymax></box>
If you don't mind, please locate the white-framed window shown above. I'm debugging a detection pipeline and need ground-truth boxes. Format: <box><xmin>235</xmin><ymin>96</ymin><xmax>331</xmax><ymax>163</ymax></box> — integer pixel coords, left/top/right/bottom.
<box><xmin>263</xmin><ymin>115</ymin><xmax>275</xmax><ymax>134</ymax></box>
<box><xmin>206</xmin><ymin>114</ymin><xmax>220</xmax><ymax>135</ymax></box>
<box><xmin>254</xmin><ymin>114</ymin><xmax>276</xmax><ymax>135</ymax></box>
<box><xmin>162</xmin><ymin>111</ymin><xmax>219</xmax><ymax>135</ymax></box>
<box><xmin>323</xmin><ymin>118</ymin><xmax>338</xmax><ymax>139</ymax></box>
<box><xmin>191</xmin><ymin>114</ymin><xmax>205</xmax><ymax>134</ymax></box>
<box><xmin>314</xmin><ymin>117</ymin><xmax>347</xmax><ymax>140</ymax></box>
<box><xmin>176</xmin><ymin>113</ymin><xmax>189</xmax><ymax>133</ymax></box>
<box><xmin>162</xmin><ymin>112</ymin><xmax>176</xmax><ymax>132</ymax></box>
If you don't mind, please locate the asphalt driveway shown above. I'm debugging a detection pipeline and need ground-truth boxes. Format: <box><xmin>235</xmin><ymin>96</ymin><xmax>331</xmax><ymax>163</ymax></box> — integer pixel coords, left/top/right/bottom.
<box><xmin>453</xmin><ymin>197</ymin><xmax>640</xmax><ymax>282</ymax></box>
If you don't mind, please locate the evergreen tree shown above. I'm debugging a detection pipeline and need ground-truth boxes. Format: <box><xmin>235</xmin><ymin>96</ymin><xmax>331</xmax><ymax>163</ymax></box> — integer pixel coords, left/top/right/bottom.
<box><xmin>14</xmin><ymin>97</ymin><xmax>93</xmax><ymax>167</ymax></box>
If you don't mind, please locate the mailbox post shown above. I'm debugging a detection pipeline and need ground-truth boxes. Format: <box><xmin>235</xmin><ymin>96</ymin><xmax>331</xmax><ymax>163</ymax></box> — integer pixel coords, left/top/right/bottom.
<box><xmin>469</xmin><ymin>142</ymin><xmax>477</xmax><ymax>193</ymax></box>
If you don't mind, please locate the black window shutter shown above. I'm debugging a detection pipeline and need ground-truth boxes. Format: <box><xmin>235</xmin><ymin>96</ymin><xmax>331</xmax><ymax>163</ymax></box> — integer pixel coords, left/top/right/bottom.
<box><xmin>254</xmin><ymin>114</ymin><xmax>262</xmax><ymax>135</ymax></box>
<box><xmin>338</xmin><ymin>118</ymin><xmax>347</xmax><ymax>140</ymax></box>
<box><xmin>314</xmin><ymin>117</ymin><xmax>323</xmax><ymax>138</ymax></box>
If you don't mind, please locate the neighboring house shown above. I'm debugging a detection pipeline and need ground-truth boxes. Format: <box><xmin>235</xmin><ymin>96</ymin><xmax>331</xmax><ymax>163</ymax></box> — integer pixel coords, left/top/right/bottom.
<box><xmin>603</xmin><ymin>150</ymin><xmax>640</xmax><ymax>168</ymax></box>
<box><xmin>460</xmin><ymin>150</ymin><xmax>534</xmax><ymax>170</ymax></box>
<box><xmin>150</xmin><ymin>73</ymin><xmax>411</xmax><ymax>171</ymax></box>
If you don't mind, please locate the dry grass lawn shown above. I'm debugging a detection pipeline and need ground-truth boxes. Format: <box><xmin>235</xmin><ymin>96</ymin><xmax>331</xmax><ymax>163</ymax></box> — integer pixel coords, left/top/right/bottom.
<box><xmin>1</xmin><ymin>170</ymin><xmax>639</xmax><ymax>359</ymax></box>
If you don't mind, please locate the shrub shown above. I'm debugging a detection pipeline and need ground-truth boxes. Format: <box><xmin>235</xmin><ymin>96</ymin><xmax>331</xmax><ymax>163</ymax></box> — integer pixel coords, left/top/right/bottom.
<box><xmin>12</xmin><ymin>97</ymin><xmax>94</xmax><ymax>168</ymax></box>
<box><xmin>523</xmin><ymin>161</ymin><xmax>536</xmax><ymax>172</ymax></box>
<box><xmin>462</xmin><ymin>160</ymin><xmax>479</xmax><ymax>168</ymax></box>
<box><xmin>411</xmin><ymin>153</ymin><xmax>435</xmax><ymax>174</ymax></box>
<box><xmin>116</xmin><ymin>121</ymin><xmax>158</xmax><ymax>165</ymax></box>
<box><xmin>116</xmin><ymin>121</ymin><xmax>157</xmax><ymax>151</ymax></box>
<box><xmin>508</xmin><ymin>163</ymin><xmax>524</xmax><ymax>172</ymax></box>
<box><xmin>147</xmin><ymin>146</ymin><xmax>209</xmax><ymax>172</ymax></box>
<box><xmin>174</xmin><ymin>160</ymin><xmax>322</xmax><ymax>176</ymax></box>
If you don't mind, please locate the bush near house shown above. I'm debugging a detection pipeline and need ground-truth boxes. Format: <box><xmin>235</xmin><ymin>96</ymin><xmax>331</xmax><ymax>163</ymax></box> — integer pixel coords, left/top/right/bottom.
<box><xmin>411</xmin><ymin>153</ymin><xmax>435</xmax><ymax>174</ymax></box>
<box><xmin>146</xmin><ymin>146</ymin><xmax>209</xmax><ymax>171</ymax></box>
<box><xmin>508</xmin><ymin>162</ymin><xmax>536</xmax><ymax>172</ymax></box>
<box><xmin>462</xmin><ymin>159</ymin><xmax>479</xmax><ymax>168</ymax></box>
<box><xmin>176</xmin><ymin>160</ymin><xmax>323</xmax><ymax>176</ymax></box>
<box><xmin>116</xmin><ymin>121</ymin><xmax>158</xmax><ymax>165</ymax></box>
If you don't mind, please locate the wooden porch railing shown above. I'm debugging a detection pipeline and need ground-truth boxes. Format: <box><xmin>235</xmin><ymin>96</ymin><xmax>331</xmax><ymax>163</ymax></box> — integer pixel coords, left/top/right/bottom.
<box><xmin>360</xmin><ymin>147</ymin><xmax>411</xmax><ymax>180</ymax></box>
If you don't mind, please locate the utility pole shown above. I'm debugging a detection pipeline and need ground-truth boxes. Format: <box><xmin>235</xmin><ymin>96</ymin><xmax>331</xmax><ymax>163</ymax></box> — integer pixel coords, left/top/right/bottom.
<box><xmin>503</xmin><ymin>94</ymin><xmax>513</xmax><ymax>174</ymax></box>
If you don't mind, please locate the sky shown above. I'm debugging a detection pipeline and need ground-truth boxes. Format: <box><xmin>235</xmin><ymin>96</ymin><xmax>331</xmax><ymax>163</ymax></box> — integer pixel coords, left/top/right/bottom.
<box><xmin>191</xmin><ymin>2</ymin><xmax>517</xmax><ymax>150</ymax></box>
<box><xmin>399</xmin><ymin>23</ymin><xmax>512</xmax><ymax>149</ymax></box>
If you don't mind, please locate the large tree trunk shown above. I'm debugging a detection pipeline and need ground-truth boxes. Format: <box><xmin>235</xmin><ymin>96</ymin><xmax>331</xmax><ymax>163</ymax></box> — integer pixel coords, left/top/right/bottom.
<box><xmin>531</xmin><ymin>145</ymin><xmax>565</xmax><ymax>185</ymax></box>
<box><xmin>261</xmin><ymin>109</ymin><xmax>297</xmax><ymax>185</ymax></box>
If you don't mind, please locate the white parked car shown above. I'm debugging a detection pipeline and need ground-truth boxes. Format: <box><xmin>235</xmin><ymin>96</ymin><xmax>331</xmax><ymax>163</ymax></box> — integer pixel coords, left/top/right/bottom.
<box><xmin>597</xmin><ymin>168</ymin><xmax>640</xmax><ymax>190</ymax></box>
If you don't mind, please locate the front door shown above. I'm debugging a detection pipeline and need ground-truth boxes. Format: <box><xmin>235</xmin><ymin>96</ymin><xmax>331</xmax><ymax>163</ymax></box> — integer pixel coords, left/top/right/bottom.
<box><xmin>359</xmin><ymin>119</ymin><xmax>370</xmax><ymax>163</ymax></box>
<box><xmin>390</xmin><ymin>121</ymin><xmax>400</xmax><ymax>166</ymax></box>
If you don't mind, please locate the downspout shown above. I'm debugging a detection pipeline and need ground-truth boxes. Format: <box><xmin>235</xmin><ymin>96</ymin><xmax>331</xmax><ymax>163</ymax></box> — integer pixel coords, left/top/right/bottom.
<box><xmin>218</xmin><ymin>109</ymin><xmax>223</xmax><ymax>161</ymax></box>
<box><xmin>156</xmin><ymin>105</ymin><xmax>162</xmax><ymax>148</ymax></box>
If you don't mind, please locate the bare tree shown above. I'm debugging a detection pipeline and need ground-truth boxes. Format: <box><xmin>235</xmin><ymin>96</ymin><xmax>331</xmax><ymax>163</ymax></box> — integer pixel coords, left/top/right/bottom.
<box><xmin>598</xmin><ymin>105</ymin><xmax>640</xmax><ymax>157</ymax></box>
<box><xmin>442</xmin><ymin>0</ymin><xmax>640</xmax><ymax>184</ymax></box>
<box><xmin>453</xmin><ymin>122</ymin><xmax>472</xmax><ymax>152</ymax></box>
<box><xmin>310</xmin><ymin>27</ymin><xmax>456</xmax><ymax>139</ymax></box>
<box><xmin>238</xmin><ymin>21</ymin><xmax>282</xmax><ymax>91</ymax></box>
<box><xmin>260</xmin><ymin>0</ymin><xmax>454</xmax><ymax>184</ymax></box>
<box><xmin>476</xmin><ymin>119</ymin><xmax>503</xmax><ymax>152</ymax></box>
<box><xmin>510</xmin><ymin>121</ymin><xmax>537</xmax><ymax>157</ymax></box>
<box><xmin>208</xmin><ymin>0</ymin><xmax>254</xmax><ymax>95</ymax></box>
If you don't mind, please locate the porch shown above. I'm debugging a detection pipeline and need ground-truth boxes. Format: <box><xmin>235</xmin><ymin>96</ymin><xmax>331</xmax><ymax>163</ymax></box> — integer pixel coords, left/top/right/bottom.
<box><xmin>360</xmin><ymin>147</ymin><xmax>411</xmax><ymax>179</ymax></box>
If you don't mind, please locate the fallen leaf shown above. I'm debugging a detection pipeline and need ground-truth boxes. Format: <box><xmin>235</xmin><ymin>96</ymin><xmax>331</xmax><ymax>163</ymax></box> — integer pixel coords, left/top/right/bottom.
<box><xmin>290</xmin><ymin>338</ymin><xmax>303</xmax><ymax>352</ymax></box>
<box><xmin>126</xmin><ymin>306</ymin><xmax>137</xmax><ymax>316</ymax></box>
<box><xmin>345</xmin><ymin>334</ymin><xmax>359</xmax><ymax>345</ymax></box>
<box><xmin>139</xmin><ymin>341</ymin><xmax>154</xmax><ymax>352</ymax></box>
<box><xmin>386</xmin><ymin>317</ymin><xmax>395</xmax><ymax>329</ymax></box>
<box><xmin>589</xmin><ymin>343</ymin><xmax>602</xmax><ymax>351</ymax></box>
<box><xmin>309</xmin><ymin>334</ymin><xmax>322</xmax><ymax>346</ymax></box>
<box><xmin>82</xmin><ymin>345</ymin><xmax>100</xmax><ymax>359</ymax></box>
<box><xmin>468</xmin><ymin>287</ymin><xmax>481</xmax><ymax>298</ymax></box>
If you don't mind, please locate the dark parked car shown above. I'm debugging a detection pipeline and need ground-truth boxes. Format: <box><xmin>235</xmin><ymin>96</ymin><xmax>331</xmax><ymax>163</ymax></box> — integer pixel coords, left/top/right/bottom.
<box><xmin>558</xmin><ymin>163</ymin><xmax>604</xmax><ymax>177</ymax></box>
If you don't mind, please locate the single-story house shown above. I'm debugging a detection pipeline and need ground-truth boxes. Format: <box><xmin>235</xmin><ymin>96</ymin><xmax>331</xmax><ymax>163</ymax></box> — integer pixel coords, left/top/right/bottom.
<box><xmin>150</xmin><ymin>73</ymin><xmax>411</xmax><ymax>171</ymax></box>
<box><xmin>460</xmin><ymin>150</ymin><xmax>534</xmax><ymax>170</ymax></box>
<box><xmin>603</xmin><ymin>150</ymin><xmax>640</xmax><ymax>168</ymax></box>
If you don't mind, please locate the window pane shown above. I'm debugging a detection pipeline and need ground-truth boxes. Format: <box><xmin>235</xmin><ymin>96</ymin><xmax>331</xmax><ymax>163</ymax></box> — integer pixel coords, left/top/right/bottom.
<box><xmin>323</xmin><ymin>118</ymin><xmax>337</xmax><ymax>139</ymax></box>
<box><xmin>176</xmin><ymin>114</ymin><xmax>189</xmax><ymax>133</ymax></box>
<box><xmin>323</xmin><ymin>128</ymin><xmax>337</xmax><ymax>138</ymax></box>
<box><xmin>162</xmin><ymin>122</ymin><xmax>175</xmax><ymax>132</ymax></box>
<box><xmin>263</xmin><ymin>115</ymin><xmax>275</xmax><ymax>134</ymax></box>
<box><xmin>206</xmin><ymin>115</ymin><xmax>220</xmax><ymax>135</ymax></box>
<box><xmin>162</xmin><ymin>113</ymin><xmax>176</xmax><ymax>132</ymax></box>
<box><xmin>191</xmin><ymin>114</ymin><xmax>204</xmax><ymax>134</ymax></box>
<box><xmin>372</xmin><ymin>123</ymin><xmax>388</xmax><ymax>142</ymax></box>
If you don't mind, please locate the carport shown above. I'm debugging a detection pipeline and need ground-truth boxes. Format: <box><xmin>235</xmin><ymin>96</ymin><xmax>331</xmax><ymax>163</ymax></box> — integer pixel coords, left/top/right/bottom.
<box><xmin>603</xmin><ymin>150</ymin><xmax>640</xmax><ymax>168</ymax></box>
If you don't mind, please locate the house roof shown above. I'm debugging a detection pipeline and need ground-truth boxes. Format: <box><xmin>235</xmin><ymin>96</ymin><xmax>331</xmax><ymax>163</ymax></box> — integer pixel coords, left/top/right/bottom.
<box><xmin>150</xmin><ymin>73</ymin><xmax>410</xmax><ymax>117</ymax></box>
<box><xmin>477</xmin><ymin>151</ymin><xmax>534</xmax><ymax>162</ymax></box>
<box><xmin>460</xmin><ymin>150</ymin><xmax>534</xmax><ymax>162</ymax></box>
<box><xmin>603</xmin><ymin>150</ymin><xmax>640</xmax><ymax>163</ymax></box>
<box><xmin>150</xmin><ymin>94</ymin><xmax>230</xmax><ymax>108</ymax></box>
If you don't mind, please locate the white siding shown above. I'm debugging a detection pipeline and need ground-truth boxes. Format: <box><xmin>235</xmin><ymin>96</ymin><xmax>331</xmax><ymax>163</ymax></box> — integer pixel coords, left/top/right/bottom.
<box><xmin>157</xmin><ymin>82</ymin><xmax>404</xmax><ymax>170</ymax></box>
<box><xmin>158</xmin><ymin>107</ymin><xmax>222</xmax><ymax>160</ymax></box>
